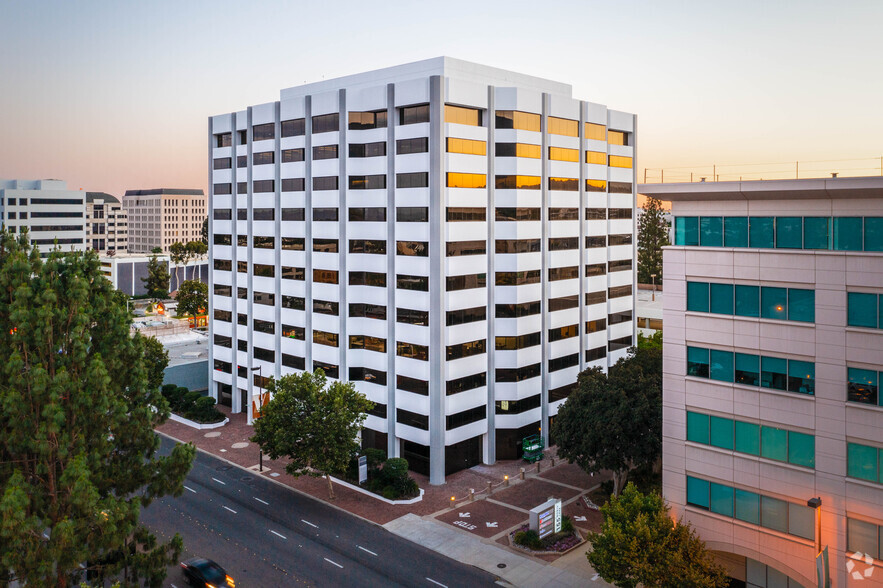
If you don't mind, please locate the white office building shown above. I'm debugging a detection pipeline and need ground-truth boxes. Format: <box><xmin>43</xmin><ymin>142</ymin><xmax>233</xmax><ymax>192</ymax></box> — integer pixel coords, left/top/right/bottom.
<box><xmin>123</xmin><ymin>188</ymin><xmax>207</xmax><ymax>253</ymax></box>
<box><xmin>208</xmin><ymin>57</ymin><xmax>637</xmax><ymax>483</ymax></box>
<box><xmin>641</xmin><ymin>177</ymin><xmax>883</xmax><ymax>587</ymax></box>
<box><xmin>0</xmin><ymin>179</ymin><xmax>86</xmax><ymax>255</ymax></box>
<box><xmin>86</xmin><ymin>192</ymin><xmax>128</xmax><ymax>254</ymax></box>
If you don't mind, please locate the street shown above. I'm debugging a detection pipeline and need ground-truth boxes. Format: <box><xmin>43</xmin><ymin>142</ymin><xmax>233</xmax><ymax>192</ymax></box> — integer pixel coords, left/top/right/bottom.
<box><xmin>141</xmin><ymin>435</ymin><xmax>499</xmax><ymax>587</ymax></box>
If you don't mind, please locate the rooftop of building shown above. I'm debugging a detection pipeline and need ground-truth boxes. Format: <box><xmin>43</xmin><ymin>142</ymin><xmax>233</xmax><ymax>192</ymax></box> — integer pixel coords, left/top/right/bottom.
<box><xmin>123</xmin><ymin>188</ymin><xmax>204</xmax><ymax>197</ymax></box>
<box><xmin>1</xmin><ymin>179</ymin><xmax>70</xmax><ymax>191</ymax></box>
<box><xmin>639</xmin><ymin>175</ymin><xmax>883</xmax><ymax>202</ymax></box>
<box><xmin>86</xmin><ymin>191</ymin><xmax>119</xmax><ymax>203</ymax></box>
<box><xmin>279</xmin><ymin>56</ymin><xmax>573</xmax><ymax>101</ymax></box>
<box><xmin>163</xmin><ymin>334</ymin><xmax>208</xmax><ymax>367</ymax></box>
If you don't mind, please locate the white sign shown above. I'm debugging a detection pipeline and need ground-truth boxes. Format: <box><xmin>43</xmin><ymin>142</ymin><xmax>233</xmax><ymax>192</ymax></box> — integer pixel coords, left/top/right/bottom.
<box><xmin>554</xmin><ymin>500</ymin><xmax>562</xmax><ymax>534</ymax></box>
<box><xmin>529</xmin><ymin>498</ymin><xmax>562</xmax><ymax>539</ymax></box>
<box><xmin>358</xmin><ymin>455</ymin><xmax>367</xmax><ymax>484</ymax></box>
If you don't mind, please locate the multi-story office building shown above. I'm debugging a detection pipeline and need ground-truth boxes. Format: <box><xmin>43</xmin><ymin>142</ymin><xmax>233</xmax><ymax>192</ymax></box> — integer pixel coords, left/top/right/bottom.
<box><xmin>0</xmin><ymin>179</ymin><xmax>86</xmax><ymax>255</ymax></box>
<box><xmin>209</xmin><ymin>57</ymin><xmax>637</xmax><ymax>484</ymax></box>
<box><xmin>86</xmin><ymin>192</ymin><xmax>128</xmax><ymax>253</ymax></box>
<box><xmin>640</xmin><ymin>177</ymin><xmax>883</xmax><ymax>587</ymax></box>
<box><xmin>123</xmin><ymin>188</ymin><xmax>207</xmax><ymax>253</ymax></box>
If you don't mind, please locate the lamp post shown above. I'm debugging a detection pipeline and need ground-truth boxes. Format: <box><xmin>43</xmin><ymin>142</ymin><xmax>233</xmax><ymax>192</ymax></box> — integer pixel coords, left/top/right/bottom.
<box><xmin>807</xmin><ymin>497</ymin><xmax>822</xmax><ymax>554</ymax></box>
<box><xmin>250</xmin><ymin>365</ymin><xmax>264</xmax><ymax>470</ymax></box>
<box><xmin>650</xmin><ymin>273</ymin><xmax>657</xmax><ymax>302</ymax></box>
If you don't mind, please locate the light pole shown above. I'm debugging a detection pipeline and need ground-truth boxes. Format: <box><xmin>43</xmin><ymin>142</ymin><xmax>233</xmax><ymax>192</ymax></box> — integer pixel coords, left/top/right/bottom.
<box><xmin>250</xmin><ymin>365</ymin><xmax>264</xmax><ymax>469</ymax></box>
<box><xmin>650</xmin><ymin>273</ymin><xmax>657</xmax><ymax>302</ymax></box>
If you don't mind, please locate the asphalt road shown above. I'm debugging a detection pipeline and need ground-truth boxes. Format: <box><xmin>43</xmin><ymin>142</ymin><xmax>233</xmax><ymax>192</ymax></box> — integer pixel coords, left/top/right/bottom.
<box><xmin>141</xmin><ymin>435</ymin><xmax>499</xmax><ymax>588</ymax></box>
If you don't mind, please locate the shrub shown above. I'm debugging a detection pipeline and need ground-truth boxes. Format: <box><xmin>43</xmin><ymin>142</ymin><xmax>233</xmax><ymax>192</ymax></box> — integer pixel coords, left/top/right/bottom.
<box><xmin>561</xmin><ymin>516</ymin><xmax>574</xmax><ymax>533</ymax></box>
<box><xmin>188</xmin><ymin>396</ymin><xmax>223</xmax><ymax>423</ymax></box>
<box><xmin>364</xmin><ymin>448</ymin><xmax>387</xmax><ymax>469</ymax></box>
<box><xmin>514</xmin><ymin>530</ymin><xmax>543</xmax><ymax>550</ymax></box>
<box><xmin>381</xmin><ymin>487</ymin><xmax>398</xmax><ymax>500</ymax></box>
<box><xmin>182</xmin><ymin>390</ymin><xmax>202</xmax><ymax>408</ymax></box>
<box><xmin>393</xmin><ymin>476</ymin><xmax>419</xmax><ymax>498</ymax></box>
<box><xmin>382</xmin><ymin>457</ymin><xmax>409</xmax><ymax>482</ymax></box>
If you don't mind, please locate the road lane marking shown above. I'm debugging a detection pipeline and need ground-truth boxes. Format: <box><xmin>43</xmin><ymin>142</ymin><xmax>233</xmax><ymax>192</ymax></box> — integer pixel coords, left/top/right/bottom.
<box><xmin>426</xmin><ymin>578</ymin><xmax>447</xmax><ymax>588</ymax></box>
<box><xmin>270</xmin><ymin>530</ymin><xmax>287</xmax><ymax>540</ymax></box>
<box><xmin>222</xmin><ymin>506</ymin><xmax>237</xmax><ymax>514</ymax></box>
<box><xmin>211</xmin><ymin>477</ymin><xmax>226</xmax><ymax>485</ymax></box>
<box><xmin>254</xmin><ymin>497</ymin><xmax>269</xmax><ymax>505</ymax></box>
<box><xmin>358</xmin><ymin>546</ymin><xmax>378</xmax><ymax>556</ymax></box>
<box><xmin>301</xmin><ymin>519</ymin><xmax>318</xmax><ymax>528</ymax></box>
<box><xmin>183</xmin><ymin>485</ymin><xmax>196</xmax><ymax>493</ymax></box>
<box><xmin>324</xmin><ymin>557</ymin><xmax>343</xmax><ymax>568</ymax></box>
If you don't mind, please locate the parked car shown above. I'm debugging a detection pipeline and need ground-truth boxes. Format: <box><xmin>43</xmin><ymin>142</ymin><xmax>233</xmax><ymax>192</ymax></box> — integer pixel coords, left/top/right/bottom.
<box><xmin>180</xmin><ymin>557</ymin><xmax>235</xmax><ymax>587</ymax></box>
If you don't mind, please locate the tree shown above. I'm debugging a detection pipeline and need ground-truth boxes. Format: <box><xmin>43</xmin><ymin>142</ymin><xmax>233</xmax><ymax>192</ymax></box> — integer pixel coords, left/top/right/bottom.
<box><xmin>141</xmin><ymin>335</ymin><xmax>169</xmax><ymax>391</ymax></box>
<box><xmin>551</xmin><ymin>344</ymin><xmax>662</xmax><ymax>496</ymax></box>
<box><xmin>250</xmin><ymin>370</ymin><xmax>373</xmax><ymax>499</ymax></box>
<box><xmin>150</xmin><ymin>246</ymin><xmax>162</xmax><ymax>254</ymax></box>
<box><xmin>638</xmin><ymin>197</ymin><xmax>670</xmax><ymax>285</ymax></box>
<box><xmin>0</xmin><ymin>232</ymin><xmax>195</xmax><ymax>587</ymax></box>
<box><xmin>201</xmin><ymin>218</ymin><xmax>208</xmax><ymax>245</ymax></box>
<box><xmin>168</xmin><ymin>242</ymin><xmax>186</xmax><ymax>290</ymax></box>
<box><xmin>176</xmin><ymin>280</ymin><xmax>207</xmax><ymax>318</ymax></box>
<box><xmin>141</xmin><ymin>255</ymin><xmax>169</xmax><ymax>299</ymax></box>
<box><xmin>587</xmin><ymin>483</ymin><xmax>728</xmax><ymax>588</ymax></box>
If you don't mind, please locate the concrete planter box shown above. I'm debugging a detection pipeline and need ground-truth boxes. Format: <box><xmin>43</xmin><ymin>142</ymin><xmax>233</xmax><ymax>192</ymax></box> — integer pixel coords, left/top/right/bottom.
<box><xmin>330</xmin><ymin>476</ymin><xmax>424</xmax><ymax>505</ymax></box>
<box><xmin>168</xmin><ymin>413</ymin><xmax>228</xmax><ymax>430</ymax></box>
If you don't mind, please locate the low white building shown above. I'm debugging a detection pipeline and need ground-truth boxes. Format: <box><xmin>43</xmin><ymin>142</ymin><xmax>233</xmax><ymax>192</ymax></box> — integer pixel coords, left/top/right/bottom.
<box><xmin>100</xmin><ymin>253</ymin><xmax>208</xmax><ymax>296</ymax></box>
<box><xmin>0</xmin><ymin>179</ymin><xmax>86</xmax><ymax>255</ymax></box>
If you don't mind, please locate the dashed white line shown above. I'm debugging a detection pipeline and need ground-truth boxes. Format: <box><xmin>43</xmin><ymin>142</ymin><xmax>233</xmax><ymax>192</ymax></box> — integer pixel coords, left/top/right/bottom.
<box><xmin>269</xmin><ymin>530</ymin><xmax>287</xmax><ymax>540</ymax></box>
<box><xmin>301</xmin><ymin>519</ymin><xmax>318</xmax><ymax>528</ymax></box>
<box><xmin>211</xmin><ymin>477</ymin><xmax>226</xmax><ymax>485</ymax></box>
<box><xmin>324</xmin><ymin>557</ymin><xmax>343</xmax><ymax>569</ymax></box>
<box><xmin>183</xmin><ymin>485</ymin><xmax>196</xmax><ymax>493</ymax></box>
<box><xmin>222</xmin><ymin>506</ymin><xmax>237</xmax><ymax>514</ymax></box>
<box><xmin>358</xmin><ymin>545</ymin><xmax>378</xmax><ymax>556</ymax></box>
<box><xmin>425</xmin><ymin>578</ymin><xmax>447</xmax><ymax>588</ymax></box>
<box><xmin>254</xmin><ymin>497</ymin><xmax>269</xmax><ymax>505</ymax></box>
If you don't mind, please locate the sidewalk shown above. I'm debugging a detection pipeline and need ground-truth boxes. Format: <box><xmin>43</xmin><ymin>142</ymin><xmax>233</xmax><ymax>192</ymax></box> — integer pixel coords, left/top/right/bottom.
<box><xmin>157</xmin><ymin>406</ymin><xmax>613</xmax><ymax>586</ymax></box>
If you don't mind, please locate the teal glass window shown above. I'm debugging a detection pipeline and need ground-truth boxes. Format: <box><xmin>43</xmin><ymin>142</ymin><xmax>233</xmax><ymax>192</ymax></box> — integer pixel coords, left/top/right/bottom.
<box><xmin>776</xmin><ymin>217</ymin><xmax>802</xmax><ymax>249</ymax></box>
<box><xmin>700</xmin><ymin>217</ymin><xmax>723</xmax><ymax>247</ymax></box>
<box><xmin>848</xmin><ymin>292</ymin><xmax>879</xmax><ymax>328</ymax></box>
<box><xmin>866</xmin><ymin>217</ymin><xmax>883</xmax><ymax>252</ymax></box>
<box><xmin>686</xmin><ymin>412</ymin><xmax>710</xmax><ymax>444</ymax></box>
<box><xmin>734</xmin><ymin>489</ymin><xmax>760</xmax><ymax>524</ymax></box>
<box><xmin>761</xmin><ymin>356</ymin><xmax>787</xmax><ymax>391</ymax></box>
<box><xmin>787</xmin><ymin>360</ymin><xmax>815</xmax><ymax>395</ymax></box>
<box><xmin>686</xmin><ymin>476</ymin><xmax>710</xmax><ymax>509</ymax></box>
<box><xmin>789</xmin><ymin>503</ymin><xmax>815</xmax><ymax>540</ymax></box>
<box><xmin>761</xmin><ymin>426</ymin><xmax>788</xmax><ymax>462</ymax></box>
<box><xmin>847</xmin><ymin>518</ymin><xmax>878</xmax><ymax>556</ymax></box>
<box><xmin>710</xmin><ymin>349</ymin><xmax>734</xmax><ymax>382</ymax></box>
<box><xmin>788</xmin><ymin>431</ymin><xmax>815</xmax><ymax>468</ymax></box>
<box><xmin>788</xmin><ymin>289</ymin><xmax>814</xmax><ymax>323</ymax></box>
<box><xmin>686</xmin><ymin>282</ymin><xmax>709</xmax><ymax>312</ymax></box>
<box><xmin>834</xmin><ymin>217</ymin><xmax>863</xmax><ymax>251</ymax></box>
<box><xmin>847</xmin><ymin>367</ymin><xmax>878</xmax><ymax>405</ymax></box>
<box><xmin>735</xmin><ymin>285</ymin><xmax>760</xmax><ymax>317</ymax></box>
<box><xmin>734</xmin><ymin>353</ymin><xmax>760</xmax><ymax>386</ymax></box>
<box><xmin>749</xmin><ymin>217</ymin><xmax>775</xmax><ymax>248</ymax></box>
<box><xmin>709</xmin><ymin>483</ymin><xmax>734</xmax><ymax>517</ymax></box>
<box><xmin>760</xmin><ymin>287</ymin><xmax>788</xmax><ymax>320</ymax></box>
<box><xmin>803</xmin><ymin>217</ymin><xmax>829</xmax><ymax>249</ymax></box>
<box><xmin>735</xmin><ymin>421</ymin><xmax>760</xmax><ymax>455</ymax></box>
<box><xmin>761</xmin><ymin>495</ymin><xmax>788</xmax><ymax>533</ymax></box>
<box><xmin>724</xmin><ymin>217</ymin><xmax>749</xmax><ymax>247</ymax></box>
<box><xmin>675</xmin><ymin>217</ymin><xmax>699</xmax><ymax>246</ymax></box>
<box><xmin>709</xmin><ymin>283</ymin><xmax>734</xmax><ymax>315</ymax></box>
<box><xmin>709</xmin><ymin>415</ymin><xmax>734</xmax><ymax>450</ymax></box>
<box><xmin>687</xmin><ymin>346</ymin><xmax>710</xmax><ymax>378</ymax></box>
<box><xmin>847</xmin><ymin>443</ymin><xmax>879</xmax><ymax>482</ymax></box>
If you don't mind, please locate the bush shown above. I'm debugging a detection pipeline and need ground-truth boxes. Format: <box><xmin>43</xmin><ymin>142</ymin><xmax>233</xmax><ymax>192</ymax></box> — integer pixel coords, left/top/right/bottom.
<box><xmin>182</xmin><ymin>390</ymin><xmax>202</xmax><ymax>408</ymax></box>
<box><xmin>364</xmin><ymin>448</ymin><xmax>387</xmax><ymax>469</ymax></box>
<box><xmin>187</xmin><ymin>396</ymin><xmax>224</xmax><ymax>423</ymax></box>
<box><xmin>382</xmin><ymin>457</ymin><xmax>409</xmax><ymax>482</ymax></box>
<box><xmin>381</xmin><ymin>487</ymin><xmax>398</xmax><ymax>500</ymax></box>
<box><xmin>561</xmin><ymin>516</ymin><xmax>574</xmax><ymax>534</ymax></box>
<box><xmin>514</xmin><ymin>530</ymin><xmax>543</xmax><ymax>550</ymax></box>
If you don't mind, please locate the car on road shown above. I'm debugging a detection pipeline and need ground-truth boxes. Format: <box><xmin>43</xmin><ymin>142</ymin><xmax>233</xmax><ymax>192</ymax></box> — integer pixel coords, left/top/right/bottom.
<box><xmin>180</xmin><ymin>557</ymin><xmax>235</xmax><ymax>587</ymax></box>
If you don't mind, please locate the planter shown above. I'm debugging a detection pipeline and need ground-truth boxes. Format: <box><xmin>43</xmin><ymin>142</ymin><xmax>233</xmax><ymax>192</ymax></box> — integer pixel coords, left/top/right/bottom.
<box><xmin>168</xmin><ymin>413</ymin><xmax>228</xmax><ymax>430</ymax></box>
<box><xmin>330</xmin><ymin>476</ymin><xmax>424</xmax><ymax>505</ymax></box>
<box><xmin>509</xmin><ymin>528</ymin><xmax>585</xmax><ymax>555</ymax></box>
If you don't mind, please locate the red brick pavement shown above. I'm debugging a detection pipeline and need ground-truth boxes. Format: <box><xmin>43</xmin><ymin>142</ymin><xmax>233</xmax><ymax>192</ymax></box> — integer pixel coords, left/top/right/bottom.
<box><xmin>539</xmin><ymin>462</ymin><xmax>602</xmax><ymax>489</ymax></box>
<box><xmin>435</xmin><ymin>500</ymin><xmax>525</xmax><ymax>538</ymax></box>
<box><xmin>491</xmin><ymin>478</ymin><xmax>581</xmax><ymax>511</ymax></box>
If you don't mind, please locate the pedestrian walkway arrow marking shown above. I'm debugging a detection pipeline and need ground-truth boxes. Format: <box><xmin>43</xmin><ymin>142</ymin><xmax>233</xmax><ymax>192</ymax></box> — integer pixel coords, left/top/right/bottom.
<box><xmin>458</xmin><ymin>512</ymin><xmax>470</xmax><ymax>518</ymax></box>
<box><xmin>485</xmin><ymin>522</ymin><xmax>498</xmax><ymax>528</ymax></box>
<box><xmin>574</xmin><ymin>515</ymin><xmax>587</xmax><ymax>522</ymax></box>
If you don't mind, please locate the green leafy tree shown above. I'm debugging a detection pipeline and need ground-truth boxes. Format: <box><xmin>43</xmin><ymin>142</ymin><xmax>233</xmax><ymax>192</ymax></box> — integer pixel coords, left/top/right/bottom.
<box><xmin>587</xmin><ymin>483</ymin><xmax>728</xmax><ymax>588</ymax></box>
<box><xmin>638</xmin><ymin>197</ymin><xmax>670</xmax><ymax>285</ymax></box>
<box><xmin>250</xmin><ymin>369</ymin><xmax>373</xmax><ymax>499</ymax></box>
<box><xmin>637</xmin><ymin>330</ymin><xmax>662</xmax><ymax>351</ymax></box>
<box><xmin>551</xmin><ymin>344</ymin><xmax>661</xmax><ymax>496</ymax></box>
<box><xmin>168</xmin><ymin>242</ymin><xmax>187</xmax><ymax>290</ymax></box>
<box><xmin>0</xmin><ymin>232</ymin><xmax>195</xmax><ymax>587</ymax></box>
<box><xmin>141</xmin><ymin>335</ymin><xmax>169</xmax><ymax>391</ymax></box>
<box><xmin>150</xmin><ymin>246</ymin><xmax>162</xmax><ymax>254</ymax></box>
<box><xmin>201</xmin><ymin>218</ymin><xmax>208</xmax><ymax>245</ymax></box>
<box><xmin>175</xmin><ymin>280</ymin><xmax>207</xmax><ymax>318</ymax></box>
<box><xmin>141</xmin><ymin>255</ymin><xmax>169</xmax><ymax>299</ymax></box>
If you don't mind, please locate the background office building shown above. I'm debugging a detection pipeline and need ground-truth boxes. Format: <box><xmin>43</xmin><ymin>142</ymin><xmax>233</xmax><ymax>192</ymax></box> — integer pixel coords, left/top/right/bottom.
<box><xmin>641</xmin><ymin>177</ymin><xmax>883</xmax><ymax>587</ymax></box>
<box><xmin>123</xmin><ymin>188</ymin><xmax>207</xmax><ymax>253</ymax></box>
<box><xmin>209</xmin><ymin>57</ymin><xmax>637</xmax><ymax>484</ymax></box>
<box><xmin>86</xmin><ymin>192</ymin><xmax>128</xmax><ymax>254</ymax></box>
<box><xmin>0</xmin><ymin>179</ymin><xmax>86</xmax><ymax>255</ymax></box>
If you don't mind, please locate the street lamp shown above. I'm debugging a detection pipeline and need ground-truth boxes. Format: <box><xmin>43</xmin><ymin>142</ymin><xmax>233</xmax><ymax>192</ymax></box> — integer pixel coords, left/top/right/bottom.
<box><xmin>650</xmin><ymin>273</ymin><xmax>657</xmax><ymax>302</ymax></box>
<box><xmin>807</xmin><ymin>497</ymin><xmax>822</xmax><ymax>553</ymax></box>
<box><xmin>250</xmin><ymin>365</ymin><xmax>264</xmax><ymax>470</ymax></box>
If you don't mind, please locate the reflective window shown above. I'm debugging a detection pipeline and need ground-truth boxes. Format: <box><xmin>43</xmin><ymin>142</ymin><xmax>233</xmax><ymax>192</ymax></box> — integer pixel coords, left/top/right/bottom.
<box><xmin>396</xmin><ymin>341</ymin><xmax>428</xmax><ymax>361</ymax></box>
<box><xmin>253</xmin><ymin>123</ymin><xmax>274</xmax><ymax>141</ymax></box>
<box><xmin>349</xmin><ymin>239</ymin><xmax>386</xmax><ymax>254</ymax></box>
<box><xmin>281</xmin><ymin>118</ymin><xmax>305</xmax><ymax>137</ymax></box>
<box><xmin>687</xmin><ymin>346</ymin><xmax>709</xmax><ymax>378</ymax></box>
<box><xmin>450</xmin><ymin>373</ymin><xmax>488</xmax><ymax>396</ymax></box>
<box><xmin>397</xmin><ymin>375</ymin><xmax>428</xmax><ymax>395</ymax></box>
<box><xmin>348</xmin><ymin>271</ymin><xmax>386</xmax><ymax>287</ymax></box>
<box><xmin>549</xmin><ymin>146</ymin><xmax>579</xmax><ymax>162</ymax></box>
<box><xmin>585</xmin><ymin>122</ymin><xmax>606</xmax><ymax>141</ymax></box>
<box><xmin>213</xmin><ymin>183</ymin><xmax>232</xmax><ymax>195</ymax></box>
<box><xmin>495</xmin><ymin>175</ymin><xmax>541</xmax><ymax>190</ymax></box>
<box><xmin>396</xmin><ymin>241</ymin><xmax>428</xmax><ymax>257</ymax></box>
<box><xmin>610</xmin><ymin>181</ymin><xmax>633</xmax><ymax>193</ymax></box>
<box><xmin>313</xmin><ymin>269</ymin><xmax>338</xmax><ymax>284</ymax></box>
<box><xmin>348</xmin><ymin>175</ymin><xmax>386</xmax><ymax>190</ymax></box>
<box><xmin>847</xmin><ymin>518</ymin><xmax>882</xmax><ymax>559</ymax></box>
<box><xmin>313</xmin><ymin>299</ymin><xmax>338</xmax><ymax>315</ymax></box>
<box><xmin>548</xmin><ymin>177</ymin><xmax>579</xmax><ymax>191</ymax></box>
<box><xmin>496</xmin><ymin>332</ymin><xmax>541</xmax><ymax>350</ymax></box>
<box><xmin>349</xmin><ymin>141</ymin><xmax>386</xmax><ymax>158</ymax></box>
<box><xmin>607</xmin><ymin>130</ymin><xmax>629</xmax><ymax>146</ymax></box>
<box><xmin>213</xmin><ymin>157</ymin><xmax>232</xmax><ymax>170</ymax></box>
<box><xmin>282</xmin><ymin>148</ymin><xmax>305</xmax><ymax>162</ymax></box>
<box><xmin>866</xmin><ymin>217</ymin><xmax>883</xmax><ymax>251</ymax></box>
<box><xmin>496</xmin><ymin>301</ymin><xmax>541</xmax><ymax>318</ymax></box>
<box><xmin>549</xmin><ymin>207</ymin><xmax>578</xmax><ymax>221</ymax></box>
<box><xmin>312</xmin><ymin>113</ymin><xmax>339</xmax><ymax>134</ymax></box>
<box><xmin>847</xmin><ymin>367</ymin><xmax>879</xmax><ymax>406</ymax></box>
<box><xmin>396</xmin><ymin>172</ymin><xmax>428</xmax><ymax>188</ymax></box>
<box><xmin>585</xmin><ymin>151</ymin><xmax>606</xmax><ymax>165</ymax></box>
<box><xmin>447</xmin><ymin>173</ymin><xmax>486</xmax><ymax>189</ymax></box>
<box><xmin>847</xmin><ymin>442</ymin><xmax>881</xmax><ymax>483</ymax></box>
<box><xmin>396</xmin><ymin>137</ymin><xmax>428</xmax><ymax>154</ymax></box>
<box><xmin>495</xmin><ymin>110</ymin><xmax>541</xmax><ymax>132</ymax></box>
<box><xmin>548</xmin><ymin>116</ymin><xmax>578</xmax><ymax>137</ymax></box>
<box><xmin>446</xmin><ymin>207</ymin><xmax>485</xmax><ymax>222</ymax></box>
<box><xmin>348</xmin><ymin>335</ymin><xmax>386</xmax><ymax>353</ymax></box>
<box><xmin>253</xmin><ymin>180</ymin><xmax>274</xmax><ymax>193</ymax></box>
<box><xmin>348</xmin><ymin>110</ymin><xmax>387</xmax><ymax>130</ymax></box>
<box><xmin>735</xmin><ymin>352</ymin><xmax>760</xmax><ymax>386</ymax></box>
<box><xmin>313</xmin><ymin>176</ymin><xmax>338</xmax><ymax>191</ymax></box>
<box><xmin>446</xmin><ymin>240</ymin><xmax>486</xmax><ymax>256</ymax></box>
<box><xmin>496</xmin><ymin>207</ymin><xmax>540</xmax><ymax>221</ymax></box>
<box><xmin>397</xmin><ymin>274</ymin><xmax>428</xmax><ymax>291</ymax></box>
<box><xmin>253</xmin><ymin>151</ymin><xmax>274</xmax><ymax>165</ymax></box>
<box><xmin>804</xmin><ymin>217</ymin><xmax>829</xmax><ymax>249</ymax></box>
<box><xmin>215</xmin><ymin>133</ymin><xmax>232</xmax><ymax>147</ymax></box>
<box><xmin>700</xmin><ymin>217</ymin><xmax>723</xmax><ymax>247</ymax></box>
<box><xmin>349</xmin><ymin>303</ymin><xmax>386</xmax><ymax>320</ymax></box>
<box><xmin>397</xmin><ymin>308</ymin><xmax>429</xmax><ymax>326</ymax></box>
<box><xmin>313</xmin><ymin>238</ymin><xmax>338</xmax><ymax>252</ymax></box>
<box><xmin>396</xmin><ymin>206</ymin><xmax>428</xmax><ymax>222</ymax></box>
<box><xmin>282</xmin><ymin>178</ymin><xmax>305</xmax><ymax>192</ymax></box>
<box><xmin>446</xmin><ymin>338</ymin><xmax>486</xmax><ymax>360</ymax></box>
<box><xmin>496</xmin><ymin>363</ymin><xmax>541</xmax><ymax>382</ymax></box>
<box><xmin>776</xmin><ymin>217</ymin><xmax>802</xmax><ymax>249</ymax></box>
<box><xmin>675</xmin><ymin>216</ymin><xmax>699</xmax><ymax>246</ymax></box>
<box><xmin>549</xmin><ymin>266</ymin><xmax>579</xmax><ymax>281</ymax></box>
<box><xmin>313</xmin><ymin>145</ymin><xmax>338</xmax><ymax>160</ymax></box>
<box><xmin>349</xmin><ymin>207</ymin><xmax>386</xmax><ymax>222</ymax></box>
<box><xmin>608</xmin><ymin>155</ymin><xmax>633</xmax><ymax>169</ymax></box>
<box><xmin>446</xmin><ymin>273</ymin><xmax>486</xmax><ymax>291</ymax></box>
<box><xmin>724</xmin><ymin>217</ymin><xmax>748</xmax><ymax>247</ymax></box>
<box><xmin>834</xmin><ymin>217</ymin><xmax>863</xmax><ymax>250</ymax></box>
<box><xmin>400</xmin><ymin>104</ymin><xmax>430</xmax><ymax>125</ymax></box>
<box><xmin>549</xmin><ymin>237</ymin><xmax>578</xmax><ymax>251</ymax></box>
<box><xmin>445</xmin><ymin>105</ymin><xmax>481</xmax><ymax>126</ymax></box>
<box><xmin>447</xmin><ymin>306</ymin><xmax>486</xmax><ymax>326</ymax></box>
<box><xmin>447</xmin><ymin>137</ymin><xmax>486</xmax><ymax>155</ymax></box>
<box><xmin>312</xmin><ymin>207</ymin><xmax>337</xmax><ymax>221</ymax></box>
<box><xmin>847</xmin><ymin>292</ymin><xmax>879</xmax><ymax>328</ymax></box>
<box><xmin>495</xmin><ymin>270</ymin><xmax>540</xmax><ymax>285</ymax></box>
<box><xmin>749</xmin><ymin>217</ymin><xmax>775</xmax><ymax>248</ymax></box>
<box><xmin>313</xmin><ymin>330</ymin><xmax>338</xmax><ymax>347</ymax></box>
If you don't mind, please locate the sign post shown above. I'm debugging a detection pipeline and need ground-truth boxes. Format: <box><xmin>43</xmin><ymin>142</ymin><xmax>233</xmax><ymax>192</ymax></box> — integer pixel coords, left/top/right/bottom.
<box><xmin>529</xmin><ymin>498</ymin><xmax>562</xmax><ymax>539</ymax></box>
<box><xmin>358</xmin><ymin>455</ymin><xmax>368</xmax><ymax>484</ymax></box>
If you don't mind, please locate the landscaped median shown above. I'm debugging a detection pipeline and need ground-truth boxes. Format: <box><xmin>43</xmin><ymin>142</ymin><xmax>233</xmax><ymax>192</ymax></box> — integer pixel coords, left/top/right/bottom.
<box><xmin>508</xmin><ymin>517</ymin><xmax>585</xmax><ymax>555</ymax></box>
<box><xmin>161</xmin><ymin>384</ymin><xmax>226</xmax><ymax>429</ymax></box>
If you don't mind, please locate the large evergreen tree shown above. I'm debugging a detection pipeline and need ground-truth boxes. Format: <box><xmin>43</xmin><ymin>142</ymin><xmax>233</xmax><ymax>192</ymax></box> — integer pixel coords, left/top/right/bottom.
<box><xmin>638</xmin><ymin>197</ymin><xmax>670</xmax><ymax>284</ymax></box>
<box><xmin>0</xmin><ymin>233</ymin><xmax>195</xmax><ymax>587</ymax></box>
<box><xmin>250</xmin><ymin>370</ymin><xmax>373</xmax><ymax>499</ymax></box>
<box><xmin>141</xmin><ymin>255</ymin><xmax>169</xmax><ymax>299</ymax></box>
<box><xmin>588</xmin><ymin>483</ymin><xmax>728</xmax><ymax>587</ymax></box>
<box><xmin>551</xmin><ymin>344</ymin><xmax>662</xmax><ymax>496</ymax></box>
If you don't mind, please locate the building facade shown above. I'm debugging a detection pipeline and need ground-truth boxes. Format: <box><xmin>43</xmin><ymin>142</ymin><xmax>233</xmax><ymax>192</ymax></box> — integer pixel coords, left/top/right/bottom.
<box><xmin>86</xmin><ymin>192</ymin><xmax>128</xmax><ymax>253</ymax></box>
<box><xmin>123</xmin><ymin>188</ymin><xmax>207</xmax><ymax>253</ymax></box>
<box><xmin>0</xmin><ymin>179</ymin><xmax>86</xmax><ymax>255</ymax></box>
<box><xmin>641</xmin><ymin>177</ymin><xmax>883</xmax><ymax>587</ymax></box>
<box><xmin>209</xmin><ymin>58</ymin><xmax>637</xmax><ymax>484</ymax></box>
<box><xmin>99</xmin><ymin>253</ymin><xmax>208</xmax><ymax>297</ymax></box>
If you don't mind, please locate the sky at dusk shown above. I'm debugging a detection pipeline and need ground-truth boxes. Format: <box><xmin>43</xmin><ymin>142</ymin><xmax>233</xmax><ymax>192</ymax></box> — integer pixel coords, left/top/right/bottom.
<box><xmin>1</xmin><ymin>0</ymin><xmax>882</xmax><ymax>196</ymax></box>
